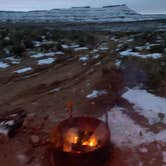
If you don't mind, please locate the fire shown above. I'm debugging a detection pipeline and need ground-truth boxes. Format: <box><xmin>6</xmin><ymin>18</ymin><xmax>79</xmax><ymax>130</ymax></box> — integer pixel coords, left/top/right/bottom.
<box><xmin>63</xmin><ymin>128</ymin><xmax>99</xmax><ymax>152</ymax></box>
<box><xmin>82</xmin><ymin>136</ymin><xmax>98</xmax><ymax>147</ymax></box>
<box><xmin>65</xmin><ymin>128</ymin><xmax>79</xmax><ymax>144</ymax></box>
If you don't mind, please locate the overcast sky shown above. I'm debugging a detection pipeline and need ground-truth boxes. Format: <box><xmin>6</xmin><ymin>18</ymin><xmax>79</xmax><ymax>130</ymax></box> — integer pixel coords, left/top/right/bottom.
<box><xmin>0</xmin><ymin>0</ymin><xmax>166</xmax><ymax>14</ymax></box>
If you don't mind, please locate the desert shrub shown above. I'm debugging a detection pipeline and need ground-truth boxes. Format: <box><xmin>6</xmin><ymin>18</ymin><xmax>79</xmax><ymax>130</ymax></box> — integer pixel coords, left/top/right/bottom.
<box><xmin>149</xmin><ymin>44</ymin><xmax>165</xmax><ymax>53</ymax></box>
<box><xmin>11</xmin><ymin>43</ymin><xmax>25</xmax><ymax>57</ymax></box>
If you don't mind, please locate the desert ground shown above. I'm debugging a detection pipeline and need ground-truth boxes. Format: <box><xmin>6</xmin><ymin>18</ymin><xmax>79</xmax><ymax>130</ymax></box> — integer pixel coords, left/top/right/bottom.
<box><xmin>0</xmin><ymin>26</ymin><xmax>166</xmax><ymax>166</ymax></box>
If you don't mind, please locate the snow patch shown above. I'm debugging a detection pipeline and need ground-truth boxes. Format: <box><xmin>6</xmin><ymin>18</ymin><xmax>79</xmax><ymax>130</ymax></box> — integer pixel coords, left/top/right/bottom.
<box><xmin>49</xmin><ymin>88</ymin><xmax>61</xmax><ymax>93</ymax></box>
<box><xmin>31</xmin><ymin>51</ymin><xmax>64</xmax><ymax>58</ymax></box>
<box><xmin>122</xmin><ymin>88</ymin><xmax>166</xmax><ymax>124</ymax></box>
<box><xmin>120</xmin><ymin>49</ymin><xmax>161</xmax><ymax>59</ymax></box>
<box><xmin>14</xmin><ymin>67</ymin><xmax>32</xmax><ymax>74</ymax></box>
<box><xmin>37</xmin><ymin>58</ymin><xmax>55</xmax><ymax>65</ymax></box>
<box><xmin>100</xmin><ymin>106</ymin><xmax>166</xmax><ymax>148</ymax></box>
<box><xmin>93</xmin><ymin>54</ymin><xmax>101</xmax><ymax>59</ymax></box>
<box><xmin>115</xmin><ymin>60</ymin><xmax>121</xmax><ymax>67</ymax></box>
<box><xmin>74</xmin><ymin>47</ymin><xmax>88</xmax><ymax>52</ymax></box>
<box><xmin>5</xmin><ymin>57</ymin><xmax>21</xmax><ymax>64</ymax></box>
<box><xmin>0</xmin><ymin>61</ymin><xmax>9</xmax><ymax>69</ymax></box>
<box><xmin>86</xmin><ymin>90</ymin><xmax>107</xmax><ymax>99</ymax></box>
<box><xmin>31</xmin><ymin>53</ymin><xmax>45</xmax><ymax>58</ymax></box>
<box><xmin>79</xmin><ymin>56</ymin><xmax>89</xmax><ymax>62</ymax></box>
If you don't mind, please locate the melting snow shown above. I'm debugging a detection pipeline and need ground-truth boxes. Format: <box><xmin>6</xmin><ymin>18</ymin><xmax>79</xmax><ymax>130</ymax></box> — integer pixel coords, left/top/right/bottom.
<box><xmin>5</xmin><ymin>57</ymin><xmax>21</xmax><ymax>64</ymax></box>
<box><xmin>31</xmin><ymin>53</ymin><xmax>45</xmax><ymax>58</ymax></box>
<box><xmin>93</xmin><ymin>54</ymin><xmax>101</xmax><ymax>59</ymax></box>
<box><xmin>101</xmin><ymin>106</ymin><xmax>166</xmax><ymax>148</ymax></box>
<box><xmin>14</xmin><ymin>67</ymin><xmax>32</xmax><ymax>74</ymax></box>
<box><xmin>0</xmin><ymin>61</ymin><xmax>9</xmax><ymax>69</ymax></box>
<box><xmin>74</xmin><ymin>47</ymin><xmax>88</xmax><ymax>52</ymax></box>
<box><xmin>62</xmin><ymin>43</ymin><xmax>80</xmax><ymax>49</ymax></box>
<box><xmin>98</xmin><ymin>47</ymin><xmax>109</xmax><ymax>51</ymax></box>
<box><xmin>0</xmin><ymin>127</ymin><xmax>9</xmax><ymax>135</ymax></box>
<box><xmin>31</xmin><ymin>51</ymin><xmax>64</xmax><ymax>58</ymax></box>
<box><xmin>86</xmin><ymin>90</ymin><xmax>107</xmax><ymax>99</ymax></box>
<box><xmin>115</xmin><ymin>60</ymin><xmax>121</xmax><ymax>67</ymax></box>
<box><xmin>79</xmin><ymin>56</ymin><xmax>89</xmax><ymax>62</ymax></box>
<box><xmin>120</xmin><ymin>49</ymin><xmax>161</xmax><ymax>59</ymax></box>
<box><xmin>122</xmin><ymin>88</ymin><xmax>166</xmax><ymax>124</ymax></box>
<box><xmin>0</xmin><ymin>120</ymin><xmax>14</xmax><ymax>136</ymax></box>
<box><xmin>37</xmin><ymin>58</ymin><xmax>55</xmax><ymax>65</ymax></box>
<box><xmin>49</xmin><ymin>88</ymin><xmax>61</xmax><ymax>93</ymax></box>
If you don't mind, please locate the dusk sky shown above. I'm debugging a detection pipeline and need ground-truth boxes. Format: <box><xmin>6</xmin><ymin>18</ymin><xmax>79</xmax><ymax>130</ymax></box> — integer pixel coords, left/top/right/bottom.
<box><xmin>0</xmin><ymin>0</ymin><xmax>166</xmax><ymax>14</ymax></box>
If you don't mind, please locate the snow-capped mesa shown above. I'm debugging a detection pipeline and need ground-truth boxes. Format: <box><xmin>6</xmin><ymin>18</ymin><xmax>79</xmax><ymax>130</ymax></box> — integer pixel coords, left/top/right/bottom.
<box><xmin>1</xmin><ymin>4</ymin><xmax>165</xmax><ymax>23</ymax></box>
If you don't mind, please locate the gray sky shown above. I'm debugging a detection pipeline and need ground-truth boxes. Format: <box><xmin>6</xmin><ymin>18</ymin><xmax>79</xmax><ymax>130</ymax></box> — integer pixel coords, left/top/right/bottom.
<box><xmin>0</xmin><ymin>0</ymin><xmax>166</xmax><ymax>14</ymax></box>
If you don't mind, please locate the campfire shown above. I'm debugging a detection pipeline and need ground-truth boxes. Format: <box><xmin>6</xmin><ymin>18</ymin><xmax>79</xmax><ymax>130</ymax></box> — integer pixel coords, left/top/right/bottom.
<box><xmin>63</xmin><ymin>127</ymin><xmax>99</xmax><ymax>153</ymax></box>
<box><xmin>50</xmin><ymin>116</ymin><xmax>110</xmax><ymax>166</ymax></box>
<box><xmin>50</xmin><ymin>103</ymin><xmax>110</xmax><ymax>166</ymax></box>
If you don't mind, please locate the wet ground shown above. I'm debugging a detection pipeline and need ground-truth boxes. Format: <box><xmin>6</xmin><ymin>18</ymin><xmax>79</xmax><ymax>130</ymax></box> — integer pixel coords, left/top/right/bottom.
<box><xmin>0</xmin><ymin>32</ymin><xmax>166</xmax><ymax>166</ymax></box>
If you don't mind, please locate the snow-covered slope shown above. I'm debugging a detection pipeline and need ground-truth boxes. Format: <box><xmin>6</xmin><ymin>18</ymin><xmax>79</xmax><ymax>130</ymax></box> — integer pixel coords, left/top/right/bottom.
<box><xmin>0</xmin><ymin>4</ymin><xmax>166</xmax><ymax>23</ymax></box>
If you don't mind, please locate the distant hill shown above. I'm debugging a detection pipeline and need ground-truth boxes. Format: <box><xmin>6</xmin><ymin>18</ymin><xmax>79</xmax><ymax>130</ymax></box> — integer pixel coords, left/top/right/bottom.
<box><xmin>0</xmin><ymin>4</ymin><xmax>166</xmax><ymax>23</ymax></box>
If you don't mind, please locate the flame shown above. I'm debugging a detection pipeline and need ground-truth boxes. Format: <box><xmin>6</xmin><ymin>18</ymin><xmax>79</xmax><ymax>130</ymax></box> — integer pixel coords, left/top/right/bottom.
<box><xmin>63</xmin><ymin>128</ymin><xmax>98</xmax><ymax>152</ymax></box>
<box><xmin>63</xmin><ymin>143</ymin><xmax>72</xmax><ymax>152</ymax></box>
<box><xmin>65</xmin><ymin>128</ymin><xmax>79</xmax><ymax>144</ymax></box>
<box><xmin>82</xmin><ymin>136</ymin><xmax>98</xmax><ymax>147</ymax></box>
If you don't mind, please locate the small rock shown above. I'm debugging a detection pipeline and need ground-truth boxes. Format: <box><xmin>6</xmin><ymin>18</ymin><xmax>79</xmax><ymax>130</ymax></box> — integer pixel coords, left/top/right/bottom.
<box><xmin>139</xmin><ymin>147</ymin><xmax>148</xmax><ymax>153</ymax></box>
<box><xmin>17</xmin><ymin>154</ymin><xmax>30</xmax><ymax>164</ymax></box>
<box><xmin>30</xmin><ymin>135</ymin><xmax>40</xmax><ymax>146</ymax></box>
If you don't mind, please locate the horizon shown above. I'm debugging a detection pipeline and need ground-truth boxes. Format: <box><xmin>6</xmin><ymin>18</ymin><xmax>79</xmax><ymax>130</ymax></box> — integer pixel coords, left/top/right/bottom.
<box><xmin>0</xmin><ymin>0</ymin><xmax>166</xmax><ymax>14</ymax></box>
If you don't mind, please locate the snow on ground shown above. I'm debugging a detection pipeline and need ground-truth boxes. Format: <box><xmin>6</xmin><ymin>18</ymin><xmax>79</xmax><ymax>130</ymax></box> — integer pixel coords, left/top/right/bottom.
<box><xmin>14</xmin><ymin>67</ymin><xmax>32</xmax><ymax>74</ymax></box>
<box><xmin>93</xmin><ymin>54</ymin><xmax>100</xmax><ymax>59</ymax></box>
<box><xmin>115</xmin><ymin>60</ymin><xmax>121</xmax><ymax>67</ymax></box>
<box><xmin>86</xmin><ymin>90</ymin><xmax>107</xmax><ymax>99</ymax></box>
<box><xmin>31</xmin><ymin>53</ymin><xmax>45</xmax><ymax>58</ymax></box>
<box><xmin>100</xmin><ymin>106</ymin><xmax>166</xmax><ymax>148</ymax></box>
<box><xmin>120</xmin><ymin>49</ymin><xmax>161</xmax><ymax>59</ymax></box>
<box><xmin>98</xmin><ymin>47</ymin><xmax>109</xmax><ymax>51</ymax></box>
<box><xmin>61</xmin><ymin>43</ymin><xmax>80</xmax><ymax>50</ymax></box>
<box><xmin>5</xmin><ymin>57</ymin><xmax>21</xmax><ymax>64</ymax></box>
<box><xmin>122</xmin><ymin>88</ymin><xmax>166</xmax><ymax>124</ymax></box>
<box><xmin>90</xmin><ymin>49</ymin><xmax>98</xmax><ymax>54</ymax></box>
<box><xmin>31</xmin><ymin>51</ymin><xmax>64</xmax><ymax>58</ymax></box>
<box><xmin>79</xmin><ymin>55</ymin><xmax>89</xmax><ymax>62</ymax></box>
<box><xmin>0</xmin><ymin>61</ymin><xmax>9</xmax><ymax>69</ymax></box>
<box><xmin>0</xmin><ymin>127</ymin><xmax>9</xmax><ymax>135</ymax></box>
<box><xmin>135</xmin><ymin>43</ymin><xmax>160</xmax><ymax>51</ymax></box>
<box><xmin>37</xmin><ymin>58</ymin><xmax>55</xmax><ymax>65</ymax></box>
<box><xmin>54</xmin><ymin>51</ymin><xmax>64</xmax><ymax>55</ymax></box>
<box><xmin>49</xmin><ymin>88</ymin><xmax>61</xmax><ymax>93</ymax></box>
<box><xmin>33</xmin><ymin>41</ymin><xmax>54</xmax><ymax>47</ymax></box>
<box><xmin>74</xmin><ymin>47</ymin><xmax>89</xmax><ymax>52</ymax></box>
<box><xmin>0</xmin><ymin>120</ymin><xmax>14</xmax><ymax>136</ymax></box>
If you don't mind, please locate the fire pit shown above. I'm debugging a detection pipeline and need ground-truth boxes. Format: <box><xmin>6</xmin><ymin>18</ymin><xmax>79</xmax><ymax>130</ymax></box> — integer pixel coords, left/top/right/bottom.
<box><xmin>50</xmin><ymin>116</ymin><xmax>111</xmax><ymax>166</ymax></box>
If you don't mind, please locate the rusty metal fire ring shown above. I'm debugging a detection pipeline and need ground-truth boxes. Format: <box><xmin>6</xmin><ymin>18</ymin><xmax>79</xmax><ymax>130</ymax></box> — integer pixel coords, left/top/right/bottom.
<box><xmin>50</xmin><ymin>116</ymin><xmax>111</xmax><ymax>166</ymax></box>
